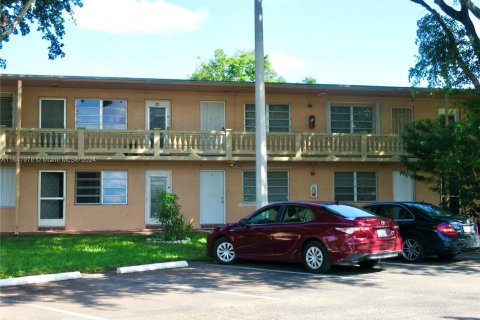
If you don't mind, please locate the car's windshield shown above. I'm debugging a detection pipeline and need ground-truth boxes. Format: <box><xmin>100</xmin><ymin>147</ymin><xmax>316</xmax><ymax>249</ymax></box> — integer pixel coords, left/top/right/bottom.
<box><xmin>324</xmin><ymin>204</ymin><xmax>375</xmax><ymax>218</ymax></box>
<box><xmin>409</xmin><ymin>203</ymin><xmax>454</xmax><ymax>218</ymax></box>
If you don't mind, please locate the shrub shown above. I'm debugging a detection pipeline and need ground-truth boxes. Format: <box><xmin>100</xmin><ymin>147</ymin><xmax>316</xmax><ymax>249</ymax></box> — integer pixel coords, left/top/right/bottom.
<box><xmin>154</xmin><ymin>190</ymin><xmax>193</xmax><ymax>241</ymax></box>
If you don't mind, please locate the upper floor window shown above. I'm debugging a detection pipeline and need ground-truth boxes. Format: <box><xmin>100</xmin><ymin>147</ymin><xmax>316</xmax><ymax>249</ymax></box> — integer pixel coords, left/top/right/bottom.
<box><xmin>245</xmin><ymin>104</ymin><xmax>290</xmax><ymax>132</ymax></box>
<box><xmin>75</xmin><ymin>99</ymin><xmax>127</xmax><ymax>129</ymax></box>
<box><xmin>391</xmin><ymin>106</ymin><xmax>413</xmax><ymax>134</ymax></box>
<box><xmin>0</xmin><ymin>93</ymin><xmax>15</xmax><ymax>127</ymax></box>
<box><xmin>438</xmin><ymin>107</ymin><xmax>459</xmax><ymax>122</ymax></box>
<box><xmin>330</xmin><ymin>104</ymin><xmax>374</xmax><ymax>134</ymax></box>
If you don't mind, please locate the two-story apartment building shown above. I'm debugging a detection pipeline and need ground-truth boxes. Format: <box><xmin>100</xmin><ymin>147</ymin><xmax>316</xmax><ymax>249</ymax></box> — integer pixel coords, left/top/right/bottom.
<box><xmin>0</xmin><ymin>74</ymin><xmax>454</xmax><ymax>233</ymax></box>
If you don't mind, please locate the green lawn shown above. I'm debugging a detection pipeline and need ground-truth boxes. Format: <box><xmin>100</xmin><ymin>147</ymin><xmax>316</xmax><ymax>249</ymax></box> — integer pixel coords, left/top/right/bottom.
<box><xmin>0</xmin><ymin>232</ymin><xmax>210</xmax><ymax>279</ymax></box>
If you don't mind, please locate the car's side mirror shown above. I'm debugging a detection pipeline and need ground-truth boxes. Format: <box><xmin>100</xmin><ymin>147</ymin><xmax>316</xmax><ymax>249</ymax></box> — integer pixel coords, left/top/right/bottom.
<box><xmin>239</xmin><ymin>218</ymin><xmax>247</xmax><ymax>226</ymax></box>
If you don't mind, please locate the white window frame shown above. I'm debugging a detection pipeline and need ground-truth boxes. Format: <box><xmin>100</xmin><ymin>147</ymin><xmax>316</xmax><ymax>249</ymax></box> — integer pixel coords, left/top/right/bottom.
<box><xmin>145</xmin><ymin>100</ymin><xmax>171</xmax><ymax>130</ymax></box>
<box><xmin>244</xmin><ymin>103</ymin><xmax>291</xmax><ymax>132</ymax></box>
<box><xmin>38</xmin><ymin>170</ymin><xmax>66</xmax><ymax>227</ymax></box>
<box><xmin>391</xmin><ymin>106</ymin><xmax>413</xmax><ymax>134</ymax></box>
<box><xmin>0</xmin><ymin>167</ymin><xmax>16</xmax><ymax>208</ymax></box>
<box><xmin>334</xmin><ymin>172</ymin><xmax>377</xmax><ymax>202</ymax></box>
<box><xmin>75</xmin><ymin>99</ymin><xmax>128</xmax><ymax>130</ymax></box>
<box><xmin>326</xmin><ymin>102</ymin><xmax>380</xmax><ymax>134</ymax></box>
<box><xmin>75</xmin><ymin>171</ymin><xmax>128</xmax><ymax>205</ymax></box>
<box><xmin>39</xmin><ymin>98</ymin><xmax>66</xmax><ymax>128</ymax></box>
<box><xmin>438</xmin><ymin>107</ymin><xmax>460</xmax><ymax>122</ymax></box>
<box><xmin>0</xmin><ymin>92</ymin><xmax>16</xmax><ymax>128</ymax></box>
<box><xmin>242</xmin><ymin>170</ymin><xmax>289</xmax><ymax>203</ymax></box>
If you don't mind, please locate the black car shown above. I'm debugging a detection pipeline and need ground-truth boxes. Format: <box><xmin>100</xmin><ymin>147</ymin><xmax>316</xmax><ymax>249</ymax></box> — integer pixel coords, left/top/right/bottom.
<box><xmin>363</xmin><ymin>202</ymin><xmax>480</xmax><ymax>262</ymax></box>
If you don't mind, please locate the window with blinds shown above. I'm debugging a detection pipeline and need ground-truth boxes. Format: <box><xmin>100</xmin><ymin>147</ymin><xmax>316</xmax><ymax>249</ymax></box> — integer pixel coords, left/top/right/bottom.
<box><xmin>391</xmin><ymin>107</ymin><xmax>413</xmax><ymax>134</ymax></box>
<box><xmin>245</xmin><ymin>104</ymin><xmax>290</xmax><ymax>132</ymax></box>
<box><xmin>0</xmin><ymin>94</ymin><xmax>14</xmax><ymax>127</ymax></box>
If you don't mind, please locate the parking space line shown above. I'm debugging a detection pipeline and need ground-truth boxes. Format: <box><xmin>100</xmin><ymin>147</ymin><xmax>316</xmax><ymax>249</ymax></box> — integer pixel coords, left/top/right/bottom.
<box><xmin>173</xmin><ymin>285</ymin><xmax>283</xmax><ymax>301</ymax></box>
<box><xmin>380</xmin><ymin>261</ymin><xmax>480</xmax><ymax>270</ymax></box>
<box><xmin>1</xmin><ymin>299</ymin><xmax>110</xmax><ymax>320</ymax></box>
<box><xmin>223</xmin><ymin>265</ymin><xmax>384</xmax><ymax>282</ymax></box>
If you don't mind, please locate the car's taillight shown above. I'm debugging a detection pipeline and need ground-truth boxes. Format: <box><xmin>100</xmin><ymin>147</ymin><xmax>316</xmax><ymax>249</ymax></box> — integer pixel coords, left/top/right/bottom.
<box><xmin>475</xmin><ymin>224</ymin><xmax>479</xmax><ymax>235</ymax></box>
<box><xmin>436</xmin><ymin>223</ymin><xmax>457</xmax><ymax>237</ymax></box>
<box><xmin>335</xmin><ymin>227</ymin><xmax>372</xmax><ymax>238</ymax></box>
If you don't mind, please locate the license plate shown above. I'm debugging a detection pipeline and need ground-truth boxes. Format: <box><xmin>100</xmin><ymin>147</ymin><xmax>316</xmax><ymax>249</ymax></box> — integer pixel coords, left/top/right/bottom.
<box><xmin>377</xmin><ymin>228</ymin><xmax>388</xmax><ymax>237</ymax></box>
<box><xmin>463</xmin><ymin>225</ymin><xmax>472</xmax><ymax>233</ymax></box>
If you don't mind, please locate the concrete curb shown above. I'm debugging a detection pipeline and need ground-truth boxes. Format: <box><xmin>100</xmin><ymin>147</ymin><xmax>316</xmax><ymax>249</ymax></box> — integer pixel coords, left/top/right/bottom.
<box><xmin>117</xmin><ymin>260</ymin><xmax>189</xmax><ymax>274</ymax></box>
<box><xmin>0</xmin><ymin>271</ymin><xmax>82</xmax><ymax>287</ymax></box>
<box><xmin>0</xmin><ymin>261</ymin><xmax>189</xmax><ymax>287</ymax></box>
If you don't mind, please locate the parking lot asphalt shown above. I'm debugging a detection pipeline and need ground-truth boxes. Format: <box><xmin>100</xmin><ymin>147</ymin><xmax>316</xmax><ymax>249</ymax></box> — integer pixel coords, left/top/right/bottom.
<box><xmin>1</xmin><ymin>252</ymin><xmax>479</xmax><ymax>320</ymax></box>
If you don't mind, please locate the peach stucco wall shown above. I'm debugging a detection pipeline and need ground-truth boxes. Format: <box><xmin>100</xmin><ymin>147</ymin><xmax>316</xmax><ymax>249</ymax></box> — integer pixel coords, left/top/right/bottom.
<box><xmin>1</xmin><ymin>160</ymin><xmax>438</xmax><ymax>233</ymax></box>
<box><xmin>0</xmin><ymin>83</ymin><xmax>444</xmax><ymax>233</ymax></box>
<box><xmin>1</xmin><ymin>85</ymin><xmax>447</xmax><ymax>133</ymax></box>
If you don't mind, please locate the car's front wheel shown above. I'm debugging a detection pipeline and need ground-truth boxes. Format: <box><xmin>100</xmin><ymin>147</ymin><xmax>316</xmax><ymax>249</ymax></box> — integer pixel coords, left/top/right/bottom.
<box><xmin>213</xmin><ymin>237</ymin><xmax>236</xmax><ymax>264</ymax></box>
<box><xmin>302</xmin><ymin>241</ymin><xmax>331</xmax><ymax>273</ymax></box>
<box><xmin>402</xmin><ymin>237</ymin><xmax>425</xmax><ymax>262</ymax></box>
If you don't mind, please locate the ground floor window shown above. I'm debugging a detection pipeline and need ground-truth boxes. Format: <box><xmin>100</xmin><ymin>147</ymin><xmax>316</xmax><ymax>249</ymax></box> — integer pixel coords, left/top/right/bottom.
<box><xmin>334</xmin><ymin>172</ymin><xmax>376</xmax><ymax>201</ymax></box>
<box><xmin>0</xmin><ymin>167</ymin><xmax>16</xmax><ymax>207</ymax></box>
<box><xmin>243</xmin><ymin>171</ymin><xmax>289</xmax><ymax>203</ymax></box>
<box><xmin>75</xmin><ymin>171</ymin><xmax>128</xmax><ymax>204</ymax></box>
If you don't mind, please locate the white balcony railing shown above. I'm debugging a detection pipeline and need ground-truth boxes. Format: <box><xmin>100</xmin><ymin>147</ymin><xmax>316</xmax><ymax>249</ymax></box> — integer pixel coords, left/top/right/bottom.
<box><xmin>0</xmin><ymin>126</ymin><xmax>405</xmax><ymax>161</ymax></box>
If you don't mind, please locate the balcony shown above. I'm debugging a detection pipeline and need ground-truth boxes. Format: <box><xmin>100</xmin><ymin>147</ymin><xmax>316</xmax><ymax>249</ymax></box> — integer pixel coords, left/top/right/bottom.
<box><xmin>0</xmin><ymin>126</ymin><xmax>405</xmax><ymax>162</ymax></box>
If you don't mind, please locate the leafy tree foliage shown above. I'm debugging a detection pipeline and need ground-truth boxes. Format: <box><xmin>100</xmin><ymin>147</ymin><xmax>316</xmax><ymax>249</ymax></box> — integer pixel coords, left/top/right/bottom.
<box><xmin>190</xmin><ymin>49</ymin><xmax>285</xmax><ymax>82</ymax></box>
<box><xmin>0</xmin><ymin>0</ymin><xmax>83</xmax><ymax>68</ymax></box>
<box><xmin>400</xmin><ymin>107</ymin><xmax>480</xmax><ymax>217</ymax></box>
<box><xmin>405</xmin><ymin>1</ymin><xmax>480</xmax><ymax>216</ymax></box>
<box><xmin>154</xmin><ymin>189</ymin><xmax>193</xmax><ymax>241</ymax></box>
<box><xmin>409</xmin><ymin>0</ymin><xmax>480</xmax><ymax>93</ymax></box>
<box><xmin>302</xmin><ymin>77</ymin><xmax>317</xmax><ymax>84</ymax></box>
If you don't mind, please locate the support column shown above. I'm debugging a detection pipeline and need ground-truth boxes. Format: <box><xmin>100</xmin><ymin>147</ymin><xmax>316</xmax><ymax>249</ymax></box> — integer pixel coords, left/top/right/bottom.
<box><xmin>255</xmin><ymin>0</ymin><xmax>268</xmax><ymax>208</ymax></box>
<box><xmin>15</xmin><ymin>80</ymin><xmax>22</xmax><ymax>235</ymax></box>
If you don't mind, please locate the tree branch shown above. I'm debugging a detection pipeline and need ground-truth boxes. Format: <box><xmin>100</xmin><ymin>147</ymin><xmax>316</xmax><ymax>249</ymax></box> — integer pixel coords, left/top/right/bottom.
<box><xmin>410</xmin><ymin>0</ymin><xmax>480</xmax><ymax>93</ymax></box>
<box><xmin>463</xmin><ymin>0</ymin><xmax>480</xmax><ymax>20</ymax></box>
<box><xmin>0</xmin><ymin>0</ymin><xmax>36</xmax><ymax>41</ymax></box>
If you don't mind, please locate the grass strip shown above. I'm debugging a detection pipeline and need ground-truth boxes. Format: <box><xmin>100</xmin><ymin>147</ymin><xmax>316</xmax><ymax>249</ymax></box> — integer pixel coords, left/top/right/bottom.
<box><xmin>0</xmin><ymin>232</ymin><xmax>209</xmax><ymax>279</ymax></box>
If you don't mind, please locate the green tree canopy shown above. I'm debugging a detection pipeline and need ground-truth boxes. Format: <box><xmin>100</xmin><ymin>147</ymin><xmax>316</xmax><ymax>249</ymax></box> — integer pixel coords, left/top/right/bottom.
<box><xmin>1</xmin><ymin>0</ymin><xmax>83</xmax><ymax>69</ymax></box>
<box><xmin>400</xmin><ymin>109</ymin><xmax>480</xmax><ymax>217</ymax></box>
<box><xmin>189</xmin><ymin>49</ymin><xmax>285</xmax><ymax>82</ymax></box>
<box><xmin>404</xmin><ymin>1</ymin><xmax>480</xmax><ymax>216</ymax></box>
<box><xmin>409</xmin><ymin>0</ymin><xmax>480</xmax><ymax>93</ymax></box>
<box><xmin>302</xmin><ymin>77</ymin><xmax>317</xmax><ymax>84</ymax></box>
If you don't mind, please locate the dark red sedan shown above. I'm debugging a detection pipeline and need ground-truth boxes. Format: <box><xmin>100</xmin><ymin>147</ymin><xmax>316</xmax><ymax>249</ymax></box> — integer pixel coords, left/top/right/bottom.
<box><xmin>207</xmin><ymin>202</ymin><xmax>402</xmax><ymax>273</ymax></box>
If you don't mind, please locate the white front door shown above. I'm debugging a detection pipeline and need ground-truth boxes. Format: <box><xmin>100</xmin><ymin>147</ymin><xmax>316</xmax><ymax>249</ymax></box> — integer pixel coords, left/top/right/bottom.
<box><xmin>146</xmin><ymin>100</ymin><xmax>170</xmax><ymax>130</ymax></box>
<box><xmin>200</xmin><ymin>101</ymin><xmax>225</xmax><ymax>131</ymax></box>
<box><xmin>39</xmin><ymin>98</ymin><xmax>66</xmax><ymax>148</ymax></box>
<box><xmin>200</xmin><ymin>170</ymin><xmax>225</xmax><ymax>225</ymax></box>
<box><xmin>145</xmin><ymin>170</ymin><xmax>172</xmax><ymax>225</ymax></box>
<box><xmin>393</xmin><ymin>171</ymin><xmax>415</xmax><ymax>201</ymax></box>
<box><xmin>38</xmin><ymin>171</ymin><xmax>66</xmax><ymax>227</ymax></box>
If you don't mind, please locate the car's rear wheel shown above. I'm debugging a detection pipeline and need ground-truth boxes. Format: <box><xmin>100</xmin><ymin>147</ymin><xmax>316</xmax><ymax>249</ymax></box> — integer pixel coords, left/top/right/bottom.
<box><xmin>302</xmin><ymin>241</ymin><xmax>331</xmax><ymax>273</ymax></box>
<box><xmin>402</xmin><ymin>237</ymin><xmax>425</xmax><ymax>262</ymax></box>
<box><xmin>358</xmin><ymin>259</ymin><xmax>380</xmax><ymax>268</ymax></box>
<box><xmin>213</xmin><ymin>237</ymin><xmax>236</xmax><ymax>264</ymax></box>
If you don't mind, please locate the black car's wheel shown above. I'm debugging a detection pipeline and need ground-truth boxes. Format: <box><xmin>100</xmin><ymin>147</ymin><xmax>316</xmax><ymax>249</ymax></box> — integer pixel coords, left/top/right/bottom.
<box><xmin>358</xmin><ymin>259</ymin><xmax>380</xmax><ymax>268</ymax></box>
<box><xmin>302</xmin><ymin>241</ymin><xmax>331</xmax><ymax>273</ymax></box>
<box><xmin>402</xmin><ymin>237</ymin><xmax>425</xmax><ymax>262</ymax></box>
<box><xmin>213</xmin><ymin>237</ymin><xmax>236</xmax><ymax>264</ymax></box>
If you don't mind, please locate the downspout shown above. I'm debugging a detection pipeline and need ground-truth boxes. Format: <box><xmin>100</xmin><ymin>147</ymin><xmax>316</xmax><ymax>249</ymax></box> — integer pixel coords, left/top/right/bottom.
<box><xmin>15</xmin><ymin>80</ymin><xmax>22</xmax><ymax>235</ymax></box>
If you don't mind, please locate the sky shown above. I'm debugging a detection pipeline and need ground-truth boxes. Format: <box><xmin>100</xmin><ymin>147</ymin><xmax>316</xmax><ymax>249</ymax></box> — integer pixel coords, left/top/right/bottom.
<box><xmin>1</xmin><ymin>0</ymin><xmax>431</xmax><ymax>87</ymax></box>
